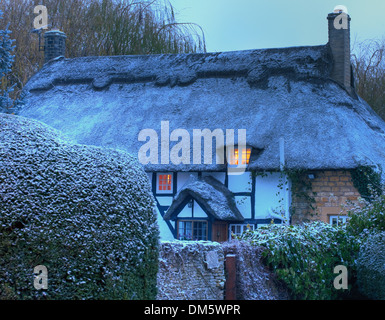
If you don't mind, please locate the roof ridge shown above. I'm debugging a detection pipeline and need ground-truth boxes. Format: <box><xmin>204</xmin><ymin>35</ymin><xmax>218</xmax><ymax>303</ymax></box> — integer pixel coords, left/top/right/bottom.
<box><xmin>24</xmin><ymin>44</ymin><xmax>331</xmax><ymax>92</ymax></box>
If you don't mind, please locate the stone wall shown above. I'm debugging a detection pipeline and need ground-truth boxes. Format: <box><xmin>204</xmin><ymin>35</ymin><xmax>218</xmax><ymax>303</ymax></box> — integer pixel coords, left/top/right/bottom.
<box><xmin>222</xmin><ymin>241</ymin><xmax>289</xmax><ymax>300</ymax></box>
<box><xmin>291</xmin><ymin>170</ymin><xmax>360</xmax><ymax>224</ymax></box>
<box><xmin>156</xmin><ymin>240</ymin><xmax>288</xmax><ymax>300</ymax></box>
<box><xmin>157</xmin><ymin>241</ymin><xmax>225</xmax><ymax>300</ymax></box>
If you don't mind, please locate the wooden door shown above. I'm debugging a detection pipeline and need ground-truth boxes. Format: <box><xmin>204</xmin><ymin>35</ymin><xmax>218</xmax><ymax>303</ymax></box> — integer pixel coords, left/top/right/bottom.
<box><xmin>211</xmin><ymin>221</ymin><xmax>228</xmax><ymax>243</ymax></box>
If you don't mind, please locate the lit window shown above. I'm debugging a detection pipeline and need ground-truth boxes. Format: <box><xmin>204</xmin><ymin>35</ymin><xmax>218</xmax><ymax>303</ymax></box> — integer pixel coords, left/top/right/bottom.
<box><xmin>329</xmin><ymin>215</ymin><xmax>348</xmax><ymax>226</ymax></box>
<box><xmin>158</xmin><ymin>173</ymin><xmax>173</xmax><ymax>192</ymax></box>
<box><xmin>229</xmin><ymin>224</ymin><xmax>254</xmax><ymax>239</ymax></box>
<box><xmin>229</xmin><ymin>148</ymin><xmax>251</xmax><ymax>165</ymax></box>
<box><xmin>178</xmin><ymin>220</ymin><xmax>208</xmax><ymax>241</ymax></box>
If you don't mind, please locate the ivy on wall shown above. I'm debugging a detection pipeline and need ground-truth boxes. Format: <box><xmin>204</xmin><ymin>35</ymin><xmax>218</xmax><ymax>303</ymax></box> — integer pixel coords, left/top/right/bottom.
<box><xmin>249</xmin><ymin>169</ymin><xmax>318</xmax><ymax>221</ymax></box>
<box><xmin>235</xmin><ymin>166</ymin><xmax>384</xmax><ymax>222</ymax></box>
<box><xmin>350</xmin><ymin>165</ymin><xmax>383</xmax><ymax>200</ymax></box>
<box><xmin>282</xmin><ymin>168</ymin><xmax>317</xmax><ymax>219</ymax></box>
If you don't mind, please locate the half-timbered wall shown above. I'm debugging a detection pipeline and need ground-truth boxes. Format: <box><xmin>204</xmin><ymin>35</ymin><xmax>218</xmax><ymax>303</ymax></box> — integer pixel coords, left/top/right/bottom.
<box><xmin>148</xmin><ymin>171</ymin><xmax>290</xmax><ymax>241</ymax></box>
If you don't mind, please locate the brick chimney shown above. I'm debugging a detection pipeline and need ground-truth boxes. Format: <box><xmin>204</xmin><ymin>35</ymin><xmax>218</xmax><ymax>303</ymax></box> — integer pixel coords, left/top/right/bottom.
<box><xmin>44</xmin><ymin>30</ymin><xmax>66</xmax><ymax>63</ymax></box>
<box><xmin>327</xmin><ymin>7</ymin><xmax>352</xmax><ymax>92</ymax></box>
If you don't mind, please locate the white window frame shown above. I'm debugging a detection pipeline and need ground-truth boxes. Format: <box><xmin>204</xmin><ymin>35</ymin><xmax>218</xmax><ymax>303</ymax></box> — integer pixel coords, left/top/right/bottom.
<box><xmin>329</xmin><ymin>215</ymin><xmax>348</xmax><ymax>226</ymax></box>
<box><xmin>229</xmin><ymin>223</ymin><xmax>255</xmax><ymax>239</ymax></box>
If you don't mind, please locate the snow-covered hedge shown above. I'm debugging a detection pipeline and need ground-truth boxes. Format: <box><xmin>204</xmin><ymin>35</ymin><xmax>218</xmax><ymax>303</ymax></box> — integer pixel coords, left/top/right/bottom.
<box><xmin>238</xmin><ymin>221</ymin><xmax>360</xmax><ymax>300</ymax></box>
<box><xmin>0</xmin><ymin>10</ymin><xmax>16</xmax><ymax>113</ymax></box>
<box><xmin>0</xmin><ymin>114</ymin><xmax>159</xmax><ymax>300</ymax></box>
<box><xmin>346</xmin><ymin>187</ymin><xmax>385</xmax><ymax>237</ymax></box>
<box><xmin>347</xmin><ymin>187</ymin><xmax>385</xmax><ymax>299</ymax></box>
<box><xmin>357</xmin><ymin>232</ymin><xmax>385</xmax><ymax>299</ymax></box>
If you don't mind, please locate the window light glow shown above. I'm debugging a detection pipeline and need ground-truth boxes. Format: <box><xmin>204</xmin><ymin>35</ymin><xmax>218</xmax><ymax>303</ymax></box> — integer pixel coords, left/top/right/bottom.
<box><xmin>158</xmin><ymin>174</ymin><xmax>172</xmax><ymax>191</ymax></box>
<box><xmin>229</xmin><ymin>148</ymin><xmax>251</xmax><ymax>165</ymax></box>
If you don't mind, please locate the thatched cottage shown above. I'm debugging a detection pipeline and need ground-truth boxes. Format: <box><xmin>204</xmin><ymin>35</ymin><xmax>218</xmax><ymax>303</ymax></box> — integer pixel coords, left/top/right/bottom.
<box><xmin>17</xmin><ymin>9</ymin><xmax>385</xmax><ymax>241</ymax></box>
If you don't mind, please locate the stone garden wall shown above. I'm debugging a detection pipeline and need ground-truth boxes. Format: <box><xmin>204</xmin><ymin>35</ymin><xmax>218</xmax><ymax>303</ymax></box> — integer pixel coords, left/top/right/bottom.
<box><xmin>157</xmin><ymin>241</ymin><xmax>225</xmax><ymax>300</ymax></box>
<box><xmin>157</xmin><ymin>240</ymin><xmax>288</xmax><ymax>300</ymax></box>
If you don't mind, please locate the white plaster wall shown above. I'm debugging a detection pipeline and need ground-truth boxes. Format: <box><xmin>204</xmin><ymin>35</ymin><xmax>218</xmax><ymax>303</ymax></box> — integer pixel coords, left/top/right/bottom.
<box><xmin>254</xmin><ymin>172</ymin><xmax>288</xmax><ymax>219</ymax></box>
<box><xmin>202</xmin><ymin>172</ymin><xmax>226</xmax><ymax>184</ymax></box>
<box><xmin>155</xmin><ymin>170</ymin><xmax>290</xmax><ymax>240</ymax></box>
<box><xmin>157</xmin><ymin>196</ymin><xmax>173</xmax><ymax>206</ymax></box>
<box><xmin>175</xmin><ymin>201</ymin><xmax>208</xmax><ymax>219</ymax></box>
<box><xmin>177</xmin><ymin>172</ymin><xmax>198</xmax><ymax>191</ymax></box>
<box><xmin>227</xmin><ymin>172</ymin><xmax>252</xmax><ymax>193</ymax></box>
<box><xmin>234</xmin><ymin>195</ymin><xmax>252</xmax><ymax>219</ymax></box>
<box><xmin>156</xmin><ymin>208</ymin><xmax>175</xmax><ymax>241</ymax></box>
<box><xmin>193</xmin><ymin>201</ymin><xmax>208</xmax><ymax>218</ymax></box>
<box><xmin>178</xmin><ymin>204</ymin><xmax>193</xmax><ymax>217</ymax></box>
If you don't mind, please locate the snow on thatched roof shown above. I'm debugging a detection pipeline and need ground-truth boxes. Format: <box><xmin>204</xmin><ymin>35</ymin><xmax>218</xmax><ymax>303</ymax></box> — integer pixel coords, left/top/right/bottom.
<box><xmin>163</xmin><ymin>175</ymin><xmax>244</xmax><ymax>222</ymax></box>
<box><xmin>17</xmin><ymin>44</ymin><xmax>385</xmax><ymax>172</ymax></box>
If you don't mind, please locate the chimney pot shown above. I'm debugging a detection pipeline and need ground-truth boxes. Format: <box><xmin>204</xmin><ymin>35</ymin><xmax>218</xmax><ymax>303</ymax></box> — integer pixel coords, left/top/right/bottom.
<box><xmin>333</xmin><ymin>5</ymin><xmax>348</xmax><ymax>14</ymax></box>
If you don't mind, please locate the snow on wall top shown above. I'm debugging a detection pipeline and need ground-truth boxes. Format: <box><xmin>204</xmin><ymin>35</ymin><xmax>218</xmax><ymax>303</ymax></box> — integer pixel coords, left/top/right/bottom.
<box><xmin>17</xmin><ymin>45</ymin><xmax>385</xmax><ymax>172</ymax></box>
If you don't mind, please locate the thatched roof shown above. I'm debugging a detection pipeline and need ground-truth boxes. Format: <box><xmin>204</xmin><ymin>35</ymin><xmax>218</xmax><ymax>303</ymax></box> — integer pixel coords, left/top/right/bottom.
<box><xmin>17</xmin><ymin>44</ymin><xmax>385</xmax><ymax>172</ymax></box>
<box><xmin>163</xmin><ymin>175</ymin><xmax>244</xmax><ymax>222</ymax></box>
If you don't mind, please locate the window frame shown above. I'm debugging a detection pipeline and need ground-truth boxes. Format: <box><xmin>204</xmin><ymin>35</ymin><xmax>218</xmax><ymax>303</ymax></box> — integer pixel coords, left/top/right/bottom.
<box><xmin>329</xmin><ymin>215</ymin><xmax>348</xmax><ymax>226</ymax></box>
<box><xmin>229</xmin><ymin>223</ymin><xmax>255</xmax><ymax>239</ymax></box>
<box><xmin>156</xmin><ymin>173</ymin><xmax>173</xmax><ymax>194</ymax></box>
<box><xmin>227</xmin><ymin>147</ymin><xmax>252</xmax><ymax>166</ymax></box>
<box><xmin>177</xmin><ymin>219</ymin><xmax>208</xmax><ymax>241</ymax></box>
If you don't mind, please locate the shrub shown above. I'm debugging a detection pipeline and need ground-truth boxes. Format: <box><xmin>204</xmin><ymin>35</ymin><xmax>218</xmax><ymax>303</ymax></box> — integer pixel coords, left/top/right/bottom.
<box><xmin>239</xmin><ymin>221</ymin><xmax>360</xmax><ymax>300</ymax></box>
<box><xmin>0</xmin><ymin>114</ymin><xmax>159</xmax><ymax>300</ymax></box>
<box><xmin>346</xmin><ymin>187</ymin><xmax>385</xmax><ymax>238</ymax></box>
<box><xmin>0</xmin><ymin>0</ymin><xmax>206</xmax><ymax>101</ymax></box>
<box><xmin>345</xmin><ymin>186</ymin><xmax>385</xmax><ymax>299</ymax></box>
<box><xmin>0</xmin><ymin>9</ymin><xmax>16</xmax><ymax>113</ymax></box>
<box><xmin>349</xmin><ymin>166</ymin><xmax>383</xmax><ymax>200</ymax></box>
<box><xmin>356</xmin><ymin>231</ymin><xmax>385</xmax><ymax>299</ymax></box>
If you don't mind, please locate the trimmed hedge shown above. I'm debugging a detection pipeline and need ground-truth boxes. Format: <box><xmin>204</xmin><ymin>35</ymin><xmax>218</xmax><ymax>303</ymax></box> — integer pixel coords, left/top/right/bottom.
<box><xmin>347</xmin><ymin>188</ymin><xmax>385</xmax><ymax>299</ymax></box>
<box><xmin>239</xmin><ymin>221</ymin><xmax>360</xmax><ymax>300</ymax></box>
<box><xmin>0</xmin><ymin>114</ymin><xmax>159</xmax><ymax>300</ymax></box>
<box><xmin>357</xmin><ymin>232</ymin><xmax>385</xmax><ymax>299</ymax></box>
